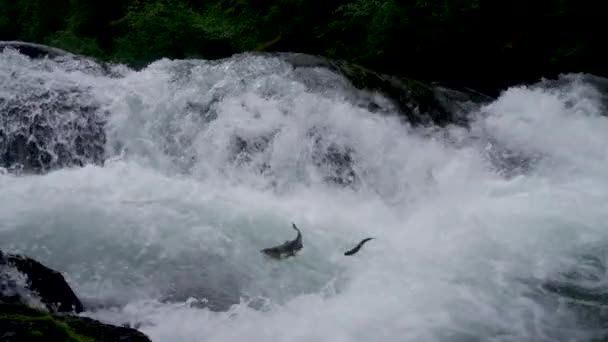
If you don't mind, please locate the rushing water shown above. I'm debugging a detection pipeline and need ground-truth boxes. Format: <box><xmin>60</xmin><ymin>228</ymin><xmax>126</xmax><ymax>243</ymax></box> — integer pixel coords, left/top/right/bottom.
<box><xmin>2</xmin><ymin>46</ymin><xmax>608</xmax><ymax>342</ymax></box>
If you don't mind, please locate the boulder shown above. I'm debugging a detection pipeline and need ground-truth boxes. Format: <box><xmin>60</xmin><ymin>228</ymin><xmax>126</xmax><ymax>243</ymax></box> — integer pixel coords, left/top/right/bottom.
<box><xmin>0</xmin><ymin>251</ymin><xmax>153</xmax><ymax>341</ymax></box>
<box><xmin>0</xmin><ymin>250</ymin><xmax>83</xmax><ymax>313</ymax></box>
<box><xmin>0</xmin><ymin>41</ymin><xmax>124</xmax><ymax>77</ymax></box>
<box><xmin>0</xmin><ymin>303</ymin><xmax>151</xmax><ymax>342</ymax></box>
<box><xmin>0</xmin><ymin>41</ymin><xmax>72</xmax><ymax>59</ymax></box>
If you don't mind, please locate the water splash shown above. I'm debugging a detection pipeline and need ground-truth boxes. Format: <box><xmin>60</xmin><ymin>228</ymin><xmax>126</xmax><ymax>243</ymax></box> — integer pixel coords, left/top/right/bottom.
<box><xmin>2</xmin><ymin>47</ymin><xmax>608</xmax><ymax>341</ymax></box>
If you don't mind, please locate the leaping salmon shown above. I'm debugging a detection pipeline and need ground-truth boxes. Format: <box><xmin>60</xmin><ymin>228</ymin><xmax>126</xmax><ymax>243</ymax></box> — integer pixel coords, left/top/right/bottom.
<box><xmin>261</xmin><ymin>223</ymin><xmax>303</xmax><ymax>259</ymax></box>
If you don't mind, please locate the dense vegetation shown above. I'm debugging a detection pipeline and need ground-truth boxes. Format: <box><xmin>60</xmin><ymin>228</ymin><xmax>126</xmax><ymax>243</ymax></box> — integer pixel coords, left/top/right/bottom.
<box><xmin>1</xmin><ymin>0</ymin><xmax>606</xmax><ymax>94</ymax></box>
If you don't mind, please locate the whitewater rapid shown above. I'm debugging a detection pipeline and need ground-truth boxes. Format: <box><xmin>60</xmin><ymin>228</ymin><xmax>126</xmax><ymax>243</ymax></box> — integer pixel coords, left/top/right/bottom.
<box><xmin>2</xmin><ymin>46</ymin><xmax>608</xmax><ymax>342</ymax></box>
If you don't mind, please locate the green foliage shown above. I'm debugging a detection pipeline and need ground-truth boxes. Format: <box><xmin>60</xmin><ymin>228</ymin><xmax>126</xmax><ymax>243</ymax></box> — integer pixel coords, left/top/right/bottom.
<box><xmin>29</xmin><ymin>329</ymin><xmax>44</xmax><ymax>336</ymax></box>
<box><xmin>47</xmin><ymin>31</ymin><xmax>105</xmax><ymax>57</ymax></box>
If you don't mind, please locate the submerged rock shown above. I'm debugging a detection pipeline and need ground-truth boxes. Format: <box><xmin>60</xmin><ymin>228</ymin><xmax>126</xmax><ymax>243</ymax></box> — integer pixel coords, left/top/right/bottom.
<box><xmin>306</xmin><ymin>125</ymin><xmax>358</xmax><ymax>187</ymax></box>
<box><xmin>0</xmin><ymin>41</ymin><xmax>71</xmax><ymax>59</ymax></box>
<box><xmin>0</xmin><ymin>250</ymin><xmax>83</xmax><ymax>313</ymax></box>
<box><xmin>0</xmin><ymin>41</ymin><xmax>125</xmax><ymax>78</ymax></box>
<box><xmin>0</xmin><ymin>81</ymin><xmax>107</xmax><ymax>175</ymax></box>
<box><xmin>0</xmin><ymin>41</ymin><xmax>127</xmax><ymax>175</ymax></box>
<box><xmin>0</xmin><ymin>303</ymin><xmax>151</xmax><ymax>342</ymax></box>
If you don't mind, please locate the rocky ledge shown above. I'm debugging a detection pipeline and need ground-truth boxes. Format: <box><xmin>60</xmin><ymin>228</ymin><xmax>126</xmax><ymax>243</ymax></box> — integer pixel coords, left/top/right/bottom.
<box><xmin>1</xmin><ymin>249</ymin><xmax>151</xmax><ymax>342</ymax></box>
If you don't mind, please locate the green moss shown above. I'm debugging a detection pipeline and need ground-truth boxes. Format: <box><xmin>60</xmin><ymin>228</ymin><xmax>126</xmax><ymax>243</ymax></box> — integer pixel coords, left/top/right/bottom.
<box><xmin>46</xmin><ymin>30</ymin><xmax>105</xmax><ymax>58</ymax></box>
<box><xmin>29</xmin><ymin>329</ymin><xmax>43</xmax><ymax>336</ymax></box>
<box><xmin>0</xmin><ymin>302</ymin><xmax>150</xmax><ymax>341</ymax></box>
<box><xmin>0</xmin><ymin>305</ymin><xmax>100</xmax><ymax>342</ymax></box>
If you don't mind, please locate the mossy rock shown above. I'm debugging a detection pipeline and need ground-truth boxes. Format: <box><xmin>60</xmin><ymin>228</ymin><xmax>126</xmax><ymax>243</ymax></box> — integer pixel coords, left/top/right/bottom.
<box><xmin>57</xmin><ymin>315</ymin><xmax>151</xmax><ymax>342</ymax></box>
<box><xmin>0</xmin><ymin>303</ymin><xmax>151</xmax><ymax>342</ymax></box>
<box><xmin>0</xmin><ymin>304</ymin><xmax>92</xmax><ymax>342</ymax></box>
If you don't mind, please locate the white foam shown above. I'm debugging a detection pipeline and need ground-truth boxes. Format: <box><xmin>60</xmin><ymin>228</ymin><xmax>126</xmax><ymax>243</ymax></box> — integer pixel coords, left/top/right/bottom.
<box><xmin>1</xmin><ymin>50</ymin><xmax>608</xmax><ymax>341</ymax></box>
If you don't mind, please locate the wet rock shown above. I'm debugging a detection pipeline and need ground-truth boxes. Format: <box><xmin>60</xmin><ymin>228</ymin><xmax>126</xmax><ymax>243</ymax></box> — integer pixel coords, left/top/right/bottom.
<box><xmin>0</xmin><ymin>250</ymin><xmax>83</xmax><ymax>313</ymax></box>
<box><xmin>279</xmin><ymin>52</ymin><xmax>494</xmax><ymax>126</ymax></box>
<box><xmin>0</xmin><ymin>41</ymin><xmax>71</xmax><ymax>59</ymax></box>
<box><xmin>0</xmin><ymin>87</ymin><xmax>107</xmax><ymax>174</ymax></box>
<box><xmin>0</xmin><ymin>303</ymin><xmax>151</xmax><ymax>342</ymax></box>
<box><xmin>1</xmin><ymin>250</ymin><xmax>152</xmax><ymax>340</ymax></box>
<box><xmin>0</xmin><ymin>41</ymin><xmax>126</xmax><ymax>78</ymax></box>
<box><xmin>306</xmin><ymin>126</ymin><xmax>358</xmax><ymax>187</ymax></box>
